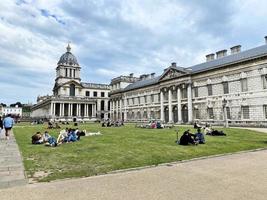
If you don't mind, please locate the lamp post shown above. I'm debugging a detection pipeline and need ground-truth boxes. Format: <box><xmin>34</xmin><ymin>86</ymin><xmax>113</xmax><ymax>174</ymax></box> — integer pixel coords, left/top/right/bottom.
<box><xmin>222</xmin><ymin>98</ymin><xmax>229</xmax><ymax>128</ymax></box>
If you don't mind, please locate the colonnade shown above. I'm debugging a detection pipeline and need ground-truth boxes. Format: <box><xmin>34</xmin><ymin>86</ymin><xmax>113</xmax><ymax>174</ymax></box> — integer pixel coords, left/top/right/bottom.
<box><xmin>110</xmin><ymin>83</ymin><xmax>193</xmax><ymax>123</ymax></box>
<box><xmin>50</xmin><ymin>102</ymin><xmax>96</xmax><ymax>118</ymax></box>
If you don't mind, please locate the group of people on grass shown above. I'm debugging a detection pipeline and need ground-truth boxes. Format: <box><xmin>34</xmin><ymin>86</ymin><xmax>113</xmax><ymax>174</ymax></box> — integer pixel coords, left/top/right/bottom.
<box><xmin>179</xmin><ymin>128</ymin><xmax>205</xmax><ymax>145</ymax></box>
<box><xmin>102</xmin><ymin>120</ymin><xmax>124</xmax><ymax>127</ymax></box>
<box><xmin>31</xmin><ymin>128</ymin><xmax>86</xmax><ymax>147</ymax></box>
<box><xmin>194</xmin><ymin>121</ymin><xmax>226</xmax><ymax>136</ymax></box>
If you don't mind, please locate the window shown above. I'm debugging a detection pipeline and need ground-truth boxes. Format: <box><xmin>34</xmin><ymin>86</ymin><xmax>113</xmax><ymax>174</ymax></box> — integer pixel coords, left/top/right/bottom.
<box><xmin>144</xmin><ymin>95</ymin><xmax>147</xmax><ymax>103</ymax></box>
<box><xmin>194</xmin><ymin>87</ymin><xmax>198</xmax><ymax>97</ymax></box>
<box><xmin>70</xmin><ymin>84</ymin><xmax>75</xmax><ymax>96</ymax></box>
<box><xmin>138</xmin><ymin>97</ymin><xmax>140</xmax><ymax>104</ymax></box>
<box><xmin>65</xmin><ymin>68</ymin><xmax>68</xmax><ymax>77</ymax></box>
<box><xmin>182</xmin><ymin>88</ymin><xmax>187</xmax><ymax>99</ymax></box>
<box><xmin>151</xmin><ymin>94</ymin><xmax>154</xmax><ymax>102</ymax></box>
<box><xmin>262</xmin><ymin>75</ymin><xmax>267</xmax><ymax>89</ymax></box>
<box><xmin>85</xmin><ymin>91</ymin><xmax>90</xmax><ymax>96</ymax></box>
<box><xmin>242</xmin><ymin>106</ymin><xmax>250</xmax><ymax>119</ymax></box>
<box><xmin>93</xmin><ymin>91</ymin><xmax>97</xmax><ymax>97</ymax></box>
<box><xmin>241</xmin><ymin>78</ymin><xmax>248</xmax><ymax>92</ymax></box>
<box><xmin>226</xmin><ymin>107</ymin><xmax>231</xmax><ymax>119</ymax></box>
<box><xmin>195</xmin><ymin>108</ymin><xmax>200</xmax><ymax>119</ymax></box>
<box><xmin>207</xmin><ymin>108</ymin><xmax>214</xmax><ymax>119</ymax></box>
<box><xmin>207</xmin><ymin>84</ymin><xmax>212</xmax><ymax>96</ymax></box>
<box><xmin>101</xmin><ymin>92</ymin><xmax>105</xmax><ymax>97</ymax></box>
<box><xmin>73</xmin><ymin>70</ymin><xmax>75</xmax><ymax>78</ymax></box>
<box><xmin>223</xmin><ymin>82</ymin><xmax>229</xmax><ymax>94</ymax></box>
<box><xmin>70</xmin><ymin>69</ymin><xmax>72</xmax><ymax>78</ymax></box>
<box><xmin>264</xmin><ymin>105</ymin><xmax>267</xmax><ymax>119</ymax></box>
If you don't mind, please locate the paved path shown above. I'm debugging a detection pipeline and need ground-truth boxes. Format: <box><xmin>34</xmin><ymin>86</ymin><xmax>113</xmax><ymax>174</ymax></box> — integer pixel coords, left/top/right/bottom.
<box><xmin>0</xmin><ymin>131</ymin><xmax>27</xmax><ymax>189</ymax></box>
<box><xmin>0</xmin><ymin>149</ymin><xmax>267</xmax><ymax>200</ymax></box>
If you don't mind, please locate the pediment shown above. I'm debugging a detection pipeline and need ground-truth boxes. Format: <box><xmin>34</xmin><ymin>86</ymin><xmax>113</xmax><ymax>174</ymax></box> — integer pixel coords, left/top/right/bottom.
<box><xmin>62</xmin><ymin>80</ymin><xmax>82</xmax><ymax>88</ymax></box>
<box><xmin>159</xmin><ymin>67</ymin><xmax>188</xmax><ymax>81</ymax></box>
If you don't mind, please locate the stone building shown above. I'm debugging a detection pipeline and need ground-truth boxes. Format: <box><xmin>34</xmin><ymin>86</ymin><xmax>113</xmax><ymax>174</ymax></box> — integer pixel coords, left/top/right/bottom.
<box><xmin>31</xmin><ymin>44</ymin><xmax>110</xmax><ymax>121</ymax></box>
<box><xmin>109</xmin><ymin>37</ymin><xmax>267</xmax><ymax>126</ymax></box>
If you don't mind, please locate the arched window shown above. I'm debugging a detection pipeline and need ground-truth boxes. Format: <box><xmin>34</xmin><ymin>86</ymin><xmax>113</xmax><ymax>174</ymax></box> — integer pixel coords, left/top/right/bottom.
<box><xmin>70</xmin><ymin>84</ymin><xmax>75</xmax><ymax>96</ymax></box>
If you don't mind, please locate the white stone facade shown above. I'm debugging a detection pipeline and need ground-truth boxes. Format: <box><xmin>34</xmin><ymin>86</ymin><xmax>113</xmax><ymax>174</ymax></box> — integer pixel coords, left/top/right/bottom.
<box><xmin>110</xmin><ymin>39</ymin><xmax>267</xmax><ymax>127</ymax></box>
<box><xmin>31</xmin><ymin>44</ymin><xmax>110</xmax><ymax>121</ymax></box>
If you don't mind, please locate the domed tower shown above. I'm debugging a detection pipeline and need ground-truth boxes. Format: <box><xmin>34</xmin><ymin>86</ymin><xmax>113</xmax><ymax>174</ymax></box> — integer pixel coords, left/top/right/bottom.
<box><xmin>53</xmin><ymin>44</ymin><xmax>81</xmax><ymax>96</ymax></box>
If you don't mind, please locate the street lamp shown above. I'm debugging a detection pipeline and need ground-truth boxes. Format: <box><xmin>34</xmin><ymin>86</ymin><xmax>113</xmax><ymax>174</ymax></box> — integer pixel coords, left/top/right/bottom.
<box><xmin>222</xmin><ymin>98</ymin><xmax>229</xmax><ymax>128</ymax></box>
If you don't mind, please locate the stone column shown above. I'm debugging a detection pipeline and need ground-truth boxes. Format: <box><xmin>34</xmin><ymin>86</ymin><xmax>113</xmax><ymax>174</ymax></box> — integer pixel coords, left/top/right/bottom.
<box><xmin>160</xmin><ymin>90</ymin><xmax>164</xmax><ymax>122</ymax></box>
<box><xmin>62</xmin><ymin>103</ymin><xmax>65</xmax><ymax>117</ymax></box>
<box><xmin>50</xmin><ymin>102</ymin><xmax>53</xmax><ymax>117</ymax></box>
<box><xmin>68</xmin><ymin>103</ymin><xmax>71</xmax><ymax>117</ymax></box>
<box><xmin>177</xmin><ymin>86</ymin><xmax>182</xmax><ymax>123</ymax></box>
<box><xmin>85</xmin><ymin>104</ymin><xmax>88</xmax><ymax>117</ymax></box>
<box><xmin>116</xmin><ymin>100</ymin><xmax>119</xmax><ymax>121</ymax></box>
<box><xmin>119</xmin><ymin>99</ymin><xmax>122</xmax><ymax>121</ymax></box>
<box><xmin>70</xmin><ymin>103</ymin><xmax>73</xmax><ymax>117</ymax></box>
<box><xmin>187</xmin><ymin>83</ymin><xmax>193</xmax><ymax>123</ymax></box>
<box><xmin>53</xmin><ymin>103</ymin><xmax>56</xmax><ymax>117</ymax></box>
<box><xmin>168</xmin><ymin>89</ymin><xmax>173</xmax><ymax>123</ymax></box>
<box><xmin>92</xmin><ymin>104</ymin><xmax>96</xmax><ymax>118</ymax></box>
<box><xmin>124</xmin><ymin>97</ymin><xmax>127</xmax><ymax>121</ymax></box>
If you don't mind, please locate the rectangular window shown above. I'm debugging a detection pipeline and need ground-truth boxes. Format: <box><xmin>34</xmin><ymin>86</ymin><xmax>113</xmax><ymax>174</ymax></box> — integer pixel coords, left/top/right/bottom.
<box><xmin>93</xmin><ymin>91</ymin><xmax>97</xmax><ymax>97</ymax></box>
<box><xmin>241</xmin><ymin>78</ymin><xmax>248</xmax><ymax>92</ymax></box>
<box><xmin>223</xmin><ymin>82</ymin><xmax>229</xmax><ymax>94</ymax></box>
<box><xmin>264</xmin><ymin>105</ymin><xmax>267</xmax><ymax>119</ymax></box>
<box><xmin>182</xmin><ymin>88</ymin><xmax>187</xmax><ymax>99</ymax></box>
<box><xmin>70</xmin><ymin>69</ymin><xmax>72</xmax><ymax>78</ymax></box>
<box><xmin>151</xmin><ymin>94</ymin><xmax>154</xmax><ymax>102</ymax></box>
<box><xmin>195</xmin><ymin>108</ymin><xmax>200</xmax><ymax>119</ymax></box>
<box><xmin>262</xmin><ymin>75</ymin><xmax>267</xmax><ymax>89</ymax></box>
<box><xmin>207</xmin><ymin>84</ymin><xmax>212</xmax><ymax>96</ymax></box>
<box><xmin>73</xmin><ymin>70</ymin><xmax>76</xmax><ymax>78</ymax></box>
<box><xmin>101</xmin><ymin>92</ymin><xmax>105</xmax><ymax>97</ymax></box>
<box><xmin>207</xmin><ymin>108</ymin><xmax>214</xmax><ymax>119</ymax></box>
<box><xmin>85</xmin><ymin>91</ymin><xmax>90</xmax><ymax>96</ymax></box>
<box><xmin>65</xmin><ymin>69</ymin><xmax>68</xmax><ymax>77</ymax></box>
<box><xmin>194</xmin><ymin>87</ymin><xmax>198</xmax><ymax>97</ymax></box>
<box><xmin>242</xmin><ymin>106</ymin><xmax>250</xmax><ymax>119</ymax></box>
<box><xmin>138</xmin><ymin>97</ymin><xmax>140</xmax><ymax>104</ymax></box>
<box><xmin>226</xmin><ymin>107</ymin><xmax>231</xmax><ymax>119</ymax></box>
<box><xmin>144</xmin><ymin>95</ymin><xmax>147</xmax><ymax>103</ymax></box>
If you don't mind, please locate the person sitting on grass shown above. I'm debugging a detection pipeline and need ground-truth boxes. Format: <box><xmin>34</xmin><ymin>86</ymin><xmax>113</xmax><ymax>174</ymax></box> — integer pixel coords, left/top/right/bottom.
<box><xmin>179</xmin><ymin>130</ymin><xmax>197</xmax><ymax>145</ymax></box>
<box><xmin>43</xmin><ymin>131</ymin><xmax>57</xmax><ymax>147</ymax></box>
<box><xmin>56</xmin><ymin>128</ymin><xmax>69</xmax><ymax>144</ymax></box>
<box><xmin>195</xmin><ymin>128</ymin><xmax>205</xmax><ymax>144</ymax></box>
<box><xmin>32</xmin><ymin>132</ymin><xmax>44</xmax><ymax>144</ymax></box>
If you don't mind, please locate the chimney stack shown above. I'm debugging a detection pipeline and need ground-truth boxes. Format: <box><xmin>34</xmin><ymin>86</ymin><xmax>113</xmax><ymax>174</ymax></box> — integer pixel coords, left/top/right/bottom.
<box><xmin>230</xmin><ymin>45</ymin><xmax>241</xmax><ymax>55</ymax></box>
<box><xmin>171</xmin><ymin>62</ymin><xmax>177</xmax><ymax>67</ymax></box>
<box><xmin>150</xmin><ymin>73</ymin><xmax>155</xmax><ymax>78</ymax></box>
<box><xmin>129</xmin><ymin>73</ymin><xmax>133</xmax><ymax>78</ymax></box>
<box><xmin>206</xmin><ymin>53</ymin><xmax>215</xmax><ymax>62</ymax></box>
<box><xmin>265</xmin><ymin>36</ymin><xmax>267</xmax><ymax>45</ymax></box>
<box><xmin>216</xmin><ymin>49</ymin><xmax>227</xmax><ymax>59</ymax></box>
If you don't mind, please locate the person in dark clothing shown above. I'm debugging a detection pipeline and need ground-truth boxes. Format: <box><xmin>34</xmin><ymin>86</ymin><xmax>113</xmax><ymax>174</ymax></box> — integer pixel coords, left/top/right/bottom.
<box><xmin>179</xmin><ymin>130</ymin><xmax>197</xmax><ymax>145</ymax></box>
<box><xmin>195</xmin><ymin>128</ymin><xmax>205</xmax><ymax>144</ymax></box>
<box><xmin>0</xmin><ymin>116</ymin><xmax>3</xmax><ymax>132</ymax></box>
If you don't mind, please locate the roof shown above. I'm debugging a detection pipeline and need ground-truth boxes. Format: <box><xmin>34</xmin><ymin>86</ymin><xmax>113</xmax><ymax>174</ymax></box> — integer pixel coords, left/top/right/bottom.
<box><xmin>123</xmin><ymin>76</ymin><xmax>160</xmax><ymax>91</ymax></box>
<box><xmin>188</xmin><ymin>44</ymin><xmax>267</xmax><ymax>73</ymax></box>
<box><xmin>81</xmin><ymin>82</ymin><xmax>110</xmax><ymax>90</ymax></box>
<box><xmin>118</xmin><ymin>44</ymin><xmax>267</xmax><ymax>93</ymax></box>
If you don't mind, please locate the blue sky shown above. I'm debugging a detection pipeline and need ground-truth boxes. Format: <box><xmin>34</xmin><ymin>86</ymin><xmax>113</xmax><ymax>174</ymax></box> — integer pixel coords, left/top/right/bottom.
<box><xmin>0</xmin><ymin>0</ymin><xmax>267</xmax><ymax>105</ymax></box>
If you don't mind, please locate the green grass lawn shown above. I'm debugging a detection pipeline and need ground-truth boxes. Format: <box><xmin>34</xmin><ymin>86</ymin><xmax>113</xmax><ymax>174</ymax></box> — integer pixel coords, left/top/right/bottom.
<box><xmin>13</xmin><ymin>123</ymin><xmax>267</xmax><ymax>182</ymax></box>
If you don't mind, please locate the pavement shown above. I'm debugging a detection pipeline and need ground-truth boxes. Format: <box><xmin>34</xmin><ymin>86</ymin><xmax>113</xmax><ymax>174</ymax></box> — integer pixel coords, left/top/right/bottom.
<box><xmin>0</xmin><ymin>130</ymin><xmax>27</xmax><ymax>189</ymax></box>
<box><xmin>0</xmin><ymin>127</ymin><xmax>267</xmax><ymax>199</ymax></box>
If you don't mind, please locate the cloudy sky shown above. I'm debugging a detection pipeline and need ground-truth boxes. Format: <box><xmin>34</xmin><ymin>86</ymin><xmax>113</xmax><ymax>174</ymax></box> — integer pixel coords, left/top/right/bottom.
<box><xmin>0</xmin><ymin>0</ymin><xmax>267</xmax><ymax>105</ymax></box>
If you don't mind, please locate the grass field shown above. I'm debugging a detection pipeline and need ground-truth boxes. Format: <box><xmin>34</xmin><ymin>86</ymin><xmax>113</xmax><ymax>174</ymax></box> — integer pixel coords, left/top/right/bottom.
<box><xmin>13</xmin><ymin>123</ymin><xmax>267</xmax><ymax>182</ymax></box>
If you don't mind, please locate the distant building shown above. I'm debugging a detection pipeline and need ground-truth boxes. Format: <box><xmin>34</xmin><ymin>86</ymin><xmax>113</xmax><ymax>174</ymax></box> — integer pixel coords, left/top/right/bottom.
<box><xmin>109</xmin><ymin>36</ymin><xmax>267</xmax><ymax>126</ymax></box>
<box><xmin>2</xmin><ymin>105</ymin><xmax>22</xmax><ymax>117</ymax></box>
<box><xmin>31</xmin><ymin>44</ymin><xmax>110</xmax><ymax>121</ymax></box>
